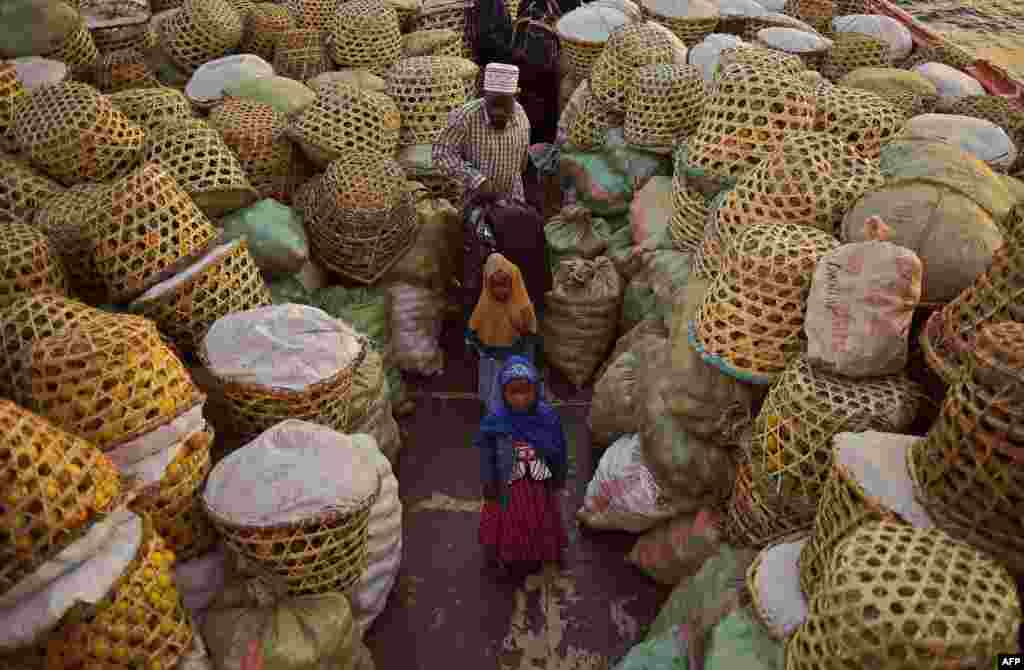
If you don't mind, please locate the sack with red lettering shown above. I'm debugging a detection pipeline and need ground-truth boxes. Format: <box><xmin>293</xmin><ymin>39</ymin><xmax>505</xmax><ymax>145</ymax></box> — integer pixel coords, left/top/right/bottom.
<box><xmin>805</xmin><ymin>217</ymin><xmax>923</xmax><ymax>378</ymax></box>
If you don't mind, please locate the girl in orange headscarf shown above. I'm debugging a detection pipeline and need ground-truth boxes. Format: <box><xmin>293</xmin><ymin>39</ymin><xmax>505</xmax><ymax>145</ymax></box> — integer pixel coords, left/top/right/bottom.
<box><xmin>467</xmin><ymin>253</ymin><xmax>540</xmax><ymax>411</ymax></box>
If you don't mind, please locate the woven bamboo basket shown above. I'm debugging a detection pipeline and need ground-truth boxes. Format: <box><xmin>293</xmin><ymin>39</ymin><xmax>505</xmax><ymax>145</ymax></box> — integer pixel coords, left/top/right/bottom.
<box><xmin>411</xmin><ymin>0</ymin><xmax>474</xmax><ymax>59</ymax></box>
<box><xmin>623</xmin><ymin>63</ymin><xmax>704</xmax><ymax>148</ymax></box>
<box><xmin>158</xmin><ymin>0</ymin><xmax>244</xmax><ymax>74</ymax></box>
<box><xmin>746</xmin><ymin>535</ymin><xmax>810</xmax><ymax>640</ymax></box>
<box><xmin>45</xmin><ymin>519</ymin><xmax>194</xmax><ymax>670</ymax></box>
<box><xmin>0</xmin><ymin>398</ymin><xmax>124</xmax><ymax>598</ymax></box>
<box><xmin>0</xmin><ymin>224</ymin><xmax>70</xmax><ymax>310</ymax></box>
<box><xmin>555</xmin><ymin>18</ymin><xmax>607</xmax><ymax>81</ymax></box>
<box><xmin>0</xmin><ymin>64</ymin><xmax>26</xmax><ymax>154</ymax></box>
<box><xmin>781</xmin><ymin>0</ymin><xmax>834</xmax><ymax>33</ymax></box>
<box><xmin>33</xmin><ymin>184</ymin><xmax>111</xmax><ymax>303</ymax></box>
<box><xmin>44</xmin><ymin>19</ymin><xmax>100</xmax><ymax>78</ymax></box>
<box><xmin>691</xmin><ymin>222</ymin><xmax>840</xmax><ymax>385</ymax></box>
<box><xmin>876</xmin><ymin>89</ymin><xmax>938</xmax><ymax>118</ymax></box>
<box><xmin>225</xmin><ymin>0</ymin><xmax>257</xmax><ymax>18</ymax></box>
<box><xmin>129</xmin><ymin>428</ymin><xmax>218</xmax><ymax>562</ymax></box>
<box><xmin>208</xmin><ymin>97</ymin><xmax>296</xmax><ymax>202</ymax></box>
<box><xmin>328</xmin><ymin>0</ymin><xmax>403</xmax><ymax>76</ymax></box>
<box><xmin>919</xmin><ymin>204</ymin><xmax>1024</xmax><ymax>385</ymax></box>
<box><xmin>93</xmin><ymin>47</ymin><xmax>160</xmax><ymax>93</ymax></box>
<box><xmin>287</xmin><ymin>83</ymin><xmax>401</xmax><ymax>168</ymax></box>
<box><xmin>687</xmin><ymin>63</ymin><xmax>815</xmax><ymax>184</ymax></box>
<box><xmin>900</xmin><ymin>41</ymin><xmax>977</xmax><ymax>72</ymax></box>
<box><xmin>283</xmin><ymin>0</ymin><xmax>338</xmax><ymax>31</ymax></box>
<box><xmin>668</xmin><ymin>176</ymin><xmax>709</xmax><ymax>252</ymax></box>
<box><xmin>565</xmin><ymin>80</ymin><xmax>624</xmax><ymax>150</ymax></box>
<box><xmin>0</xmin><ymin>155</ymin><xmax>66</xmax><ymax>226</ymax></box>
<box><xmin>813</xmin><ymin>84</ymin><xmax>906</xmax><ymax>161</ymax></box>
<box><xmin>83</xmin><ymin>163</ymin><xmax>219</xmax><ymax>304</ymax></box>
<box><xmin>197</xmin><ymin>309</ymin><xmax>368</xmax><ymax>442</ymax></box>
<box><xmin>590</xmin><ymin>21</ymin><xmax>688</xmax><ymax>114</ymax></box>
<box><xmin>787</xmin><ymin>521</ymin><xmax>1020</xmax><ymax>670</ymax></box>
<box><xmin>402</xmin><ymin>28</ymin><xmax>462</xmax><ymax>58</ymax></box>
<box><xmin>691</xmin><ymin>209</ymin><xmax>725</xmax><ymax>281</ymax></box>
<box><xmin>79</xmin><ymin>0</ymin><xmax>151</xmax><ymax>54</ymax></box>
<box><xmin>821</xmin><ymin>32</ymin><xmax>891</xmax><ymax>82</ymax></box>
<box><xmin>798</xmin><ymin>431</ymin><xmax>933</xmax><ymax>599</ymax></box>
<box><xmin>396</xmin><ymin>145</ymin><xmax>464</xmax><ymax>209</ymax></box>
<box><xmin>436</xmin><ymin>55</ymin><xmax>480</xmax><ymax>99</ymax></box>
<box><xmin>107</xmin><ymin>87</ymin><xmax>195</xmax><ymax>131</ymax></box>
<box><xmin>241</xmin><ymin>3</ymin><xmax>296</xmax><ymax>62</ymax></box>
<box><xmin>13</xmin><ymin>82</ymin><xmax>145</xmax><ymax>187</ymax></box>
<box><xmin>143</xmin><ymin>118</ymin><xmax>259</xmax><ymax>217</ymax></box>
<box><xmin>303</xmin><ymin>155</ymin><xmax>418</xmax><ymax>285</ymax></box>
<box><xmin>639</xmin><ymin>0</ymin><xmax>718</xmax><ymax>47</ymax></box>
<box><xmin>909</xmin><ymin>321</ymin><xmax>1024</xmax><ymax>576</ymax></box>
<box><xmin>202</xmin><ymin>422</ymin><xmax>381</xmax><ymax>595</ymax></box>
<box><xmin>128</xmin><ymin>238</ymin><xmax>272</xmax><ymax>357</ymax></box>
<box><xmin>725</xmin><ymin>456</ymin><xmax>811</xmax><ymax>548</ymax></box>
<box><xmin>386</xmin><ymin>56</ymin><xmax>467</xmax><ymax>147</ymax></box>
<box><xmin>273</xmin><ymin>28</ymin><xmax>330</xmax><ymax>82</ymax></box>
<box><xmin>749</xmin><ymin>357</ymin><xmax>922</xmax><ymax>533</ymax></box>
<box><xmin>715</xmin><ymin>46</ymin><xmax>807</xmax><ymax>79</ymax></box>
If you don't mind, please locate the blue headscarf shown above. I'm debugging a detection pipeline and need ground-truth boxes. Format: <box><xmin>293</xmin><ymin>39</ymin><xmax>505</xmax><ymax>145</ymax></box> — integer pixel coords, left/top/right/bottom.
<box><xmin>478</xmin><ymin>356</ymin><xmax>567</xmax><ymax>483</ymax></box>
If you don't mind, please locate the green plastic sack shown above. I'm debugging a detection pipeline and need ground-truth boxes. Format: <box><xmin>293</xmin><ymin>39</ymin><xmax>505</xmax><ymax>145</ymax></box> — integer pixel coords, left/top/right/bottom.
<box><xmin>614</xmin><ymin>624</ymin><xmax>691</xmax><ymax>670</ymax></box>
<box><xmin>607</xmin><ymin>224</ymin><xmax>640</xmax><ymax>279</ymax></box>
<box><xmin>268</xmin><ymin>275</ymin><xmax>312</xmax><ymax>305</ymax></box>
<box><xmin>604</xmin><ymin>129</ymin><xmax>674</xmax><ymax>185</ymax></box>
<box><xmin>561</xmin><ymin>151</ymin><xmax>634</xmax><ymax>217</ymax></box>
<box><xmin>545</xmin><ymin>207</ymin><xmax>614</xmax><ymax>274</ymax></box>
<box><xmin>621</xmin><ymin>276</ymin><xmax>658</xmax><ymax>335</ymax></box>
<box><xmin>223</xmin><ymin>75</ymin><xmax>317</xmax><ymax>116</ymax></box>
<box><xmin>605</xmin><ymin>213</ymin><xmax>632</xmax><ymax>233</ymax></box>
<box><xmin>313</xmin><ymin>286</ymin><xmax>390</xmax><ymax>354</ymax></box>
<box><xmin>221</xmin><ymin>199</ymin><xmax>310</xmax><ymax>278</ymax></box>
<box><xmin>704</xmin><ymin>608</ymin><xmax>784</xmax><ymax>670</ymax></box>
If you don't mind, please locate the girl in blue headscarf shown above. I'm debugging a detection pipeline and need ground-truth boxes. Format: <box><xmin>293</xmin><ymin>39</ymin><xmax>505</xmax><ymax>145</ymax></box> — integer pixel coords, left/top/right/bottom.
<box><xmin>475</xmin><ymin>356</ymin><xmax>569</xmax><ymax>574</ymax></box>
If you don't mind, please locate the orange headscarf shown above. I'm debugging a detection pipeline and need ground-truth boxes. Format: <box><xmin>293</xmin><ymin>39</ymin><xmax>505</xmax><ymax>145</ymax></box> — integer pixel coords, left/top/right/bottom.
<box><xmin>469</xmin><ymin>253</ymin><xmax>538</xmax><ymax>348</ymax></box>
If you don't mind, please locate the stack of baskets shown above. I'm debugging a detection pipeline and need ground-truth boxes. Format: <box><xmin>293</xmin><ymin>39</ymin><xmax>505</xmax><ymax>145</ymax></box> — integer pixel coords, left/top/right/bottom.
<box><xmin>207</xmin><ymin>97</ymin><xmax>298</xmax><ymax>202</ymax></box>
<box><xmin>564</xmin><ymin>79</ymin><xmax>623</xmax><ymax>150</ymax></box>
<box><xmin>0</xmin><ymin>155</ymin><xmax>65</xmax><ymax>226</ymax></box>
<box><xmin>386</xmin><ymin>56</ymin><xmax>467</xmax><ymax>147</ymax></box>
<box><xmin>590</xmin><ymin>21</ymin><xmax>688</xmax><ymax>114</ymax></box>
<box><xmin>555</xmin><ymin>1</ymin><xmax>638</xmax><ymax>82</ymax></box>
<box><xmin>639</xmin><ymin>0</ymin><xmax>718</xmax><ymax>46</ymax></box>
<box><xmin>328</xmin><ymin>0</ymin><xmax>403</xmax><ymax>76</ymax></box>
<box><xmin>820</xmin><ymin>32</ymin><xmax>891</xmax><ymax>81</ymax></box>
<box><xmin>622</xmin><ymin>63</ymin><xmax>705</xmax><ymax>149</ymax></box>
<box><xmin>156</xmin><ymin>0</ymin><xmax>244</xmax><ymax>73</ymax></box>
<box><xmin>79</xmin><ymin>0</ymin><xmax>151</xmax><ymax>55</ymax></box>
<box><xmin>240</xmin><ymin>3</ymin><xmax>296</xmax><ymax>63</ymax></box>
<box><xmin>812</xmin><ymin>84</ymin><xmax>906</xmax><ymax>160</ymax></box>
<box><xmin>93</xmin><ymin>47</ymin><xmax>160</xmax><ymax>92</ymax></box>
<box><xmin>0</xmin><ymin>224</ymin><xmax>69</xmax><ymax>309</ymax></box>
<box><xmin>107</xmin><ymin>87</ymin><xmax>195</xmax><ymax>131</ymax></box>
<box><xmin>273</xmin><ymin>28</ymin><xmax>331</xmax><ymax>82</ymax></box>
<box><xmin>401</xmin><ymin>28</ymin><xmax>462</xmax><ymax>58</ymax></box>
<box><xmin>410</xmin><ymin>0</ymin><xmax>475</xmax><ymax>59</ymax></box>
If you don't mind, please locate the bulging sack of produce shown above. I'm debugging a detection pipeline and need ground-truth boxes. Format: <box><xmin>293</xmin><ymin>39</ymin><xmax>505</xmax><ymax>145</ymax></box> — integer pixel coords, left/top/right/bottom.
<box><xmin>203</xmin><ymin>576</ymin><xmax>357</xmax><ymax>670</ymax></box>
<box><xmin>588</xmin><ymin>350</ymin><xmax>641</xmax><ymax>447</ymax></box>
<box><xmin>387</xmin><ymin>282</ymin><xmax>446</xmax><ymax>376</ymax></box>
<box><xmin>805</xmin><ymin>217</ymin><xmax>922</xmax><ymax>377</ymax></box>
<box><xmin>542</xmin><ymin>257</ymin><xmax>623</xmax><ymax>388</ymax></box>
<box><xmin>221</xmin><ymin>199</ymin><xmax>310</xmax><ymax>278</ymax></box>
<box><xmin>378</xmin><ymin>183</ymin><xmax>462</xmax><ymax>293</ymax></box>
<box><xmin>545</xmin><ymin>205</ymin><xmax>613</xmax><ymax>273</ymax></box>
<box><xmin>631</xmin><ymin>176</ymin><xmax>676</xmax><ymax>252</ymax></box>
<box><xmin>620</xmin><ymin>276</ymin><xmax>658</xmax><ymax>335</ymax></box>
<box><xmin>902</xmin><ymin>113</ymin><xmax>1018</xmax><ymax>171</ymax></box>
<box><xmin>912</xmin><ymin>62</ymin><xmax>985</xmax><ymax>100</ymax></box>
<box><xmin>174</xmin><ymin>548</ymin><xmax>229</xmax><ymax>625</ymax></box>
<box><xmin>269</xmin><ymin>275</ymin><xmax>313</xmax><ymax>305</ymax></box>
<box><xmin>313</xmin><ymin>286</ymin><xmax>391</xmax><ymax>361</ymax></box>
<box><xmin>577</xmin><ymin>434</ymin><xmax>688</xmax><ymax>533</ymax></box>
<box><xmin>704</xmin><ymin>608</ymin><xmax>784</xmax><ymax>670</ymax></box>
<box><xmin>223</xmin><ymin>75</ymin><xmax>317</xmax><ymax>116</ymax></box>
<box><xmin>627</xmin><ymin>508</ymin><xmax>723</xmax><ymax>586</ymax></box>
<box><xmin>614</xmin><ymin>624</ymin><xmax>692</xmax><ymax>670</ymax></box>
<box><xmin>640</xmin><ymin>250</ymin><xmax>692</xmax><ymax>328</ymax></box>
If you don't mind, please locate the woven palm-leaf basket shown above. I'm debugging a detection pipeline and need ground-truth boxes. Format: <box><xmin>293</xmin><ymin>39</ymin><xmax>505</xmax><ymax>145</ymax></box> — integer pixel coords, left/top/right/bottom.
<box><xmin>240</xmin><ymin>3</ymin><xmax>296</xmax><ymax>63</ymax></box>
<box><xmin>0</xmin><ymin>64</ymin><xmax>26</xmax><ymax>154</ymax></box>
<box><xmin>129</xmin><ymin>428</ymin><xmax>218</xmax><ymax>562</ymax></box>
<box><xmin>0</xmin><ymin>398</ymin><xmax>124</xmax><ymax>598</ymax></box>
<box><xmin>687</xmin><ymin>64</ymin><xmax>815</xmax><ymax>186</ymax></box>
<box><xmin>820</xmin><ymin>32</ymin><xmax>890</xmax><ymax>82</ymax></box>
<box><xmin>20</xmin><ymin>314</ymin><xmax>204</xmax><ymax>451</ymax></box>
<box><xmin>691</xmin><ymin>222</ymin><xmax>840</xmax><ymax>385</ymax></box>
<box><xmin>283</xmin><ymin>0</ymin><xmax>340</xmax><ymax>31</ymax></box>
<box><xmin>107</xmin><ymin>86</ymin><xmax>194</xmax><ymax>131</ymax></box>
<box><xmin>287</xmin><ymin>83</ymin><xmax>400</xmax><ymax>168</ymax></box>
<box><xmin>639</xmin><ymin>0</ymin><xmax>718</xmax><ymax>47</ymax></box>
<box><xmin>909</xmin><ymin>321</ymin><xmax>1024</xmax><ymax>576</ymax></box>
<box><xmin>590</xmin><ymin>21</ymin><xmax>688</xmax><ymax>114</ymax></box>
<box><xmin>202</xmin><ymin>420</ymin><xmax>381</xmax><ymax>595</ymax></box>
<box><xmin>798</xmin><ymin>431</ymin><xmax>933</xmax><ymax>599</ymax></box>
<box><xmin>273</xmin><ymin>28</ymin><xmax>330</xmax><ymax>82</ymax></box>
<box><xmin>208</xmin><ymin>98</ymin><xmax>296</xmax><ymax>202</ymax></box>
<box><xmin>93</xmin><ymin>47</ymin><xmax>160</xmax><ymax>93</ymax></box>
<box><xmin>0</xmin><ymin>154</ymin><xmax>65</xmax><ymax>226</ymax></box>
<box><xmin>436</xmin><ymin>55</ymin><xmax>480</xmax><ymax>100</ymax></box>
<box><xmin>0</xmin><ymin>293</ymin><xmax>110</xmax><ymax>400</ymax></box>
<box><xmin>787</xmin><ymin>521</ymin><xmax>1021</xmax><ymax>670</ymax></box>
<box><xmin>668</xmin><ymin>176</ymin><xmax>709</xmax><ymax>252</ymax></box>
<box><xmin>565</xmin><ymin>80</ymin><xmax>624</xmax><ymax>151</ymax></box>
<box><xmin>0</xmin><ymin>223</ymin><xmax>70</xmax><ymax>310</ymax></box>
<box><xmin>387</xmin><ymin>56</ymin><xmax>467</xmax><ymax>147</ymax></box>
<box><xmin>44</xmin><ymin>19</ymin><xmax>100</xmax><ymax>79</ymax></box>
<box><xmin>158</xmin><ymin>0</ymin><xmax>244</xmax><ymax>74</ymax></box>
<box><xmin>402</xmin><ymin>28</ymin><xmax>461</xmax><ymax>58</ymax></box>
<box><xmin>303</xmin><ymin>155</ymin><xmax>418</xmax><ymax>284</ymax></box>
<box><xmin>12</xmin><ymin>82</ymin><xmax>145</xmax><ymax>187</ymax></box>
<box><xmin>749</xmin><ymin>357</ymin><xmax>922</xmax><ymax>536</ymax></box>
<box><xmin>781</xmin><ymin>0</ymin><xmax>833</xmax><ymax>33</ymax></box>
<box><xmin>746</xmin><ymin>535</ymin><xmax>810</xmax><ymax>640</ymax></box>
<box><xmin>411</xmin><ymin>0</ymin><xmax>474</xmax><ymax>59</ymax></box>
<box><xmin>715</xmin><ymin>46</ymin><xmax>807</xmax><ymax>79</ymax></box>
<box><xmin>45</xmin><ymin>517</ymin><xmax>194</xmax><ymax>670</ymax></box>
<box><xmin>143</xmin><ymin>118</ymin><xmax>259</xmax><ymax>217</ymax></box>
<box><xmin>328</xmin><ymin>0</ymin><xmax>403</xmax><ymax>77</ymax></box>
<box><xmin>79</xmin><ymin>0</ymin><xmax>151</xmax><ymax>54</ymax></box>
<box><xmin>919</xmin><ymin>204</ymin><xmax>1024</xmax><ymax>385</ymax></box>
<box><xmin>83</xmin><ymin>163</ymin><xmax>219</xmax><ymax>304</ymax></box>
<box><xmin>128</xmin><ymin>238</ymin><xmax>272</xmax><ymax>357</ymax></box>
<box><xmin>624</xmin><ymin>63</ymin><xmax>705</xmax><ymax>148</ymax></box>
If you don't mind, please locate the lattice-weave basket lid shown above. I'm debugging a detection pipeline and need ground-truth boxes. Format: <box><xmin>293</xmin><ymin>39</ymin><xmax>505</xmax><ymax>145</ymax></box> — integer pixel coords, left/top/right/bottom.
<box><xmin>0</xmin><ymin>154</ymin><xmax>66</xmax><ymax>226</ymax></box>
<box><xmin>821</xmin><ymin>32</ymin><xmax>891</xmax><ymax>82</ymax></box>
<box><xmin>204</xmin><ymin>418</ymin><xmax>381</xmax><ymax>527</ymax></box>
<box><xmin>787</xmin><ymin>520</ymin><xmax>1021</xmax><ymax>669</ymax></box>
<box><xmin>327</xmin><ymin>0</ymin><xmax>402</xmax><ymax>71</ymax></box>
<box><xmin>747</xmin><ymin>536</ymin><xmax>809</xmax><ymax>639</ymax></box>
<box><xmin>309</xmin><ymin>148</ymin><xmax>408</xmax><ymax>217</ymax></box>
<box><xmin>107</xmin><ymin>86</ymin><xmax>195</xmax><ymax>131</ymax></box>
<box><xmin>590</xmin><ymin>20</ymin><xmax>688</xmax><ymax>111</ymax></box>
<box><xmin>159</xmin><ymin>0</ymin><xmax>244</xmax><ymax>73</ymax></box>
<box><xmin>0</xmin><ymin>223</ymin><xmax>70</xmax><ymax>309</ymax></box>
<box><xmin>284</xmin><ymin>0</ymin><xmax>339</xmax><ymax>31</ymax></box>
<box><xmin>624</xmin><ymin>62</ymin><xmax>705</xmax><ymax>147</ymax></box>
<box><xmin>386</xmin><ymin>56</ymin><xmax>467</xmax><ymax>146</ymax></box>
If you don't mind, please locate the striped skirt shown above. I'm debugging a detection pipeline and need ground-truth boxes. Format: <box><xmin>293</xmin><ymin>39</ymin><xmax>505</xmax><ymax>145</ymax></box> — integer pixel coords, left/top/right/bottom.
<box><xmin>479</xmin><ymin>476</ymin><xmax>567</xmax><ymax>564</ymax></box>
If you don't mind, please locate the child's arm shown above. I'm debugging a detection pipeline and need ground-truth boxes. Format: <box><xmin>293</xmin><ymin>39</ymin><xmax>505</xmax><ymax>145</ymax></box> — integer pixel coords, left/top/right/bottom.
<box><xmin>474</xmin><ymin>430</ymin><xmax>499</xmax><ymax>500</ymax></box>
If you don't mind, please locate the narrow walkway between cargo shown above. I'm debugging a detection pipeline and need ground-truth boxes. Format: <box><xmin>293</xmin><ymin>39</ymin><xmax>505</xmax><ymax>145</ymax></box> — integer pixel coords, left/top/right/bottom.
<box><xmin>363</xmin><ymin>320</ymin><xmax>671</xmax><ymax>669</ymax></box>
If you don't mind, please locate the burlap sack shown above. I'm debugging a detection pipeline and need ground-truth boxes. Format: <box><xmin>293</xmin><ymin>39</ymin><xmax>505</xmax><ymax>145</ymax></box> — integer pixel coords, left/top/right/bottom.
<box><xmin>627</xmin><ymin>508</ymin><xmax>723</xmax><ymax>586</ymax></box>
<box><xmin>378</xmin><ymin>183</ymin><xmax>462</xmax><ymax>293</ymax></box>
<box><xmin>387</xmin><ymin>282</ymin><xmax>445</xmax><ymax>376</ymax></box>
<box><xmin>542</xmin><ymin>257</ymin><xmax>623</xmax><ymax>388</ymax></box>
<box><xmin>594</xmin><ymin>317</ymin><xmax>669</xmax><ymax>382</ymax></box>
<box><xmin>588</xmin><ymin>350</ymin><xmax>641</xmax><ymax>447</ymax></box>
